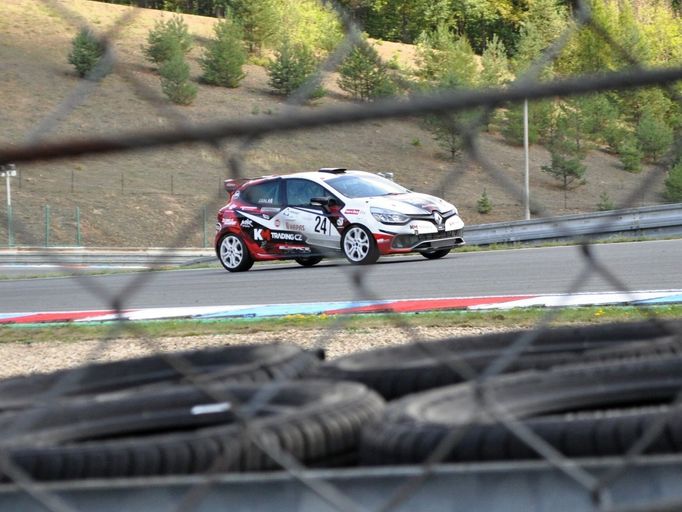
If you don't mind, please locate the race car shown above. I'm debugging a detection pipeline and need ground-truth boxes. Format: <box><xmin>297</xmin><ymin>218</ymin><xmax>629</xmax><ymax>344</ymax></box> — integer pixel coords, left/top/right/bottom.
<box><xmin>215</xmin><ymin>168</ymin><xmax>465</xmax><ymax>272</ymax></box>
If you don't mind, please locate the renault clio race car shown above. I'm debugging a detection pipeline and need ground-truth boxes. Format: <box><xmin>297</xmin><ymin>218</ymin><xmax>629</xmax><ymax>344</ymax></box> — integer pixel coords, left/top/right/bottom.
<box><xmin>215</xmin><ymin>168</ymin><xmax>465</xmax><ymax>272</ymax></box>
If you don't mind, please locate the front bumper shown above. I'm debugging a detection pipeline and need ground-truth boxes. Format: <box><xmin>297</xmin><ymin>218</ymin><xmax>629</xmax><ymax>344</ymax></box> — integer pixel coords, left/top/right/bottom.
<box><xmin>391</xmin><ymin>229</ymin><xmax>465</xmax><ymax>250</ymax></box>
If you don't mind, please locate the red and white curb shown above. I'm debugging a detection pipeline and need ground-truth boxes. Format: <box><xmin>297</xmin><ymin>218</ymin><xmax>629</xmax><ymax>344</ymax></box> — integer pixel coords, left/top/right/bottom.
<box><xmin>1</xmin><ymin>290</ymin><xmax>681</xmax><ymax>325</ymax></box>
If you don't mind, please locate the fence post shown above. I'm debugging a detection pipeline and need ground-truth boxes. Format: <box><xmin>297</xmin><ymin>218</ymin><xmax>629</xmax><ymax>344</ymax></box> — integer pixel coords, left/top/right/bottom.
<box><xmin>71</xmin><ymin>170</ymin><xmax>75</xmax><ymax>193</ymax></box>
<box><xmin>75</xmin><ymin>206</ymin><xmax>81</xmax><ymax>246</ymax></box>
<box><xmin>121</xmin><ymin>173</ymin><xmax>124</xmax><ymax>193</ymax></box>
<box><xmin>44</xmin><ymin>205</ymin><xmax>50</xmax><ymax>247</ymax></box>
<box><xmin>171</xmin><ymin>175</ymin><xmax>174</xmax><ymax>195</ymax></box>
<box><xmin>7</xmin><ymin>204</ymin><xmax>13</xmax><ymax>248</ymax></box>
<box><xmin>202</xmin><ymin>206</ymin><xmax>207</xmax><ymax>248</ymax></box>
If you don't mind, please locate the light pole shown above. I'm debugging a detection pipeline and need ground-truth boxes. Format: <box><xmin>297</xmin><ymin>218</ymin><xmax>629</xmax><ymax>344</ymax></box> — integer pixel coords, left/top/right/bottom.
<box><xmin>0</xmin><ymin>164</ymin><xmax>17</xmax><ymax>247</ymax></box>
<box><xmin>523</xmin><ymin>99</ymin><xmax>530</xmax><ymax>220</ymax></box>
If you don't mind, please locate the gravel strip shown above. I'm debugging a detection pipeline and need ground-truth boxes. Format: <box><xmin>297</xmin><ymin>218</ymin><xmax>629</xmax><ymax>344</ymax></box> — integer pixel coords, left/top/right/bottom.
<box><xmin>0</xmin><ymin>325</ymin><xmax>512</xmax><ymax>379</ymax></box>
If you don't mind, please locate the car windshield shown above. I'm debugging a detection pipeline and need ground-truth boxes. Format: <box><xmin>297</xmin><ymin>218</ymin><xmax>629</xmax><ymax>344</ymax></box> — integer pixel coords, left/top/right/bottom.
<box><xmin>326</xmin><ymin>174</ymin><xmax>409</xmax><ymax>198</ymax></box>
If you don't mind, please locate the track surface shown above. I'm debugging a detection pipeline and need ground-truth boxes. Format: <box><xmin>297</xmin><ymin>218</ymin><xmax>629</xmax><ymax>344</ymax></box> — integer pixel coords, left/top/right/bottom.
<box><xmin>0</xmin><ymin>240</ymin><xmax>680</xmax><ymax>314</ymax></box>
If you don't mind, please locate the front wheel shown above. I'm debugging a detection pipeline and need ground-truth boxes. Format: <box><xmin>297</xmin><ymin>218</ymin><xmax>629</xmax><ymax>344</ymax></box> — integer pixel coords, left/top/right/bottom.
<box><xmin>342</xmin><ymin>225</ymin><xmax>380</xmax><ymax>265</ymax></box>
<box><xmin>420</xmin><ymin>248</ymin><xmax>451</xmax><ymax>260</ymax></box>
<box><xmin>218</xmin><ymin>233</ymin><xmax>254</xmax><ymax>272</ymax></box>
<box><xmin>295</xmin><ymin>256</ymin><xmax>323</xmax><ymax>267</ymax></box>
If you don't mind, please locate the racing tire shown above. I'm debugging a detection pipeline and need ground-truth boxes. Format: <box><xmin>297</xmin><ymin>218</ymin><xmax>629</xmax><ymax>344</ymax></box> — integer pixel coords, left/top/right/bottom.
<box><xmin>361</xmin><ymin>355</ymin><xmax>682</xmax><ymax>465</ymax></box>
<box><xmin>0</xmin><ymin>343</ymin><xmax>323</xmax><ymax>411</ymax></box>
<box><xmin>312</xmin><ymin>319</ymin><xmax>681</xmax><ymax>400</ymax></box>
<box><xmin>294</xmin><ymin>256</ymin><xmax>324</xmax><ymax>267</ymax></box>
<box><xmin>4</xmin><ymin>381</ymin><xmax>384</xmax><ymax>480</ymax></box>
<box><xmin>218</xmin><ymin>233</ymin><xmax>254</xmax><ymax>272</ymax></box>
<box><xmin>420</xmin><ymin>248</ymin><xmax>450</xmax><ymax>260</ymax></box>
<box><xmin>342</xmin><ymin>225</ymin><xmax>380</xmax><ymax>265</ymax></box>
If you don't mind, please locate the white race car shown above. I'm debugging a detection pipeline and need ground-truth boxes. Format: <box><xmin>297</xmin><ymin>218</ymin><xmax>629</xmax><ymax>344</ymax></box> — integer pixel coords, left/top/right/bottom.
<box><xmin>215</xmin><ymin>168</ymin><xmax>465</xmax><ymax>271</ymax></box>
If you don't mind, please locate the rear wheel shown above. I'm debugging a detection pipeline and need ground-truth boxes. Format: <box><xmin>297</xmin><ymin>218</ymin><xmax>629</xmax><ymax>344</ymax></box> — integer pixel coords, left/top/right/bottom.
<box><xmin>295</xmin><ymin>256</ymin><xmax>323</xmax><ymax>267</ymax></box>
<box><xmin>218</xmin><ymin>234</ymin><xmax>254</xmax><ymax>272</ymax></box>
<box><xmin>420</xmin><ymin>248</ymin><xmax>450</xmax><ymax>260</ymax></box>
<box><xmin>342</xmin><ymin>225</ymin><xmax>380</xmax><ymax>265</ymax></box>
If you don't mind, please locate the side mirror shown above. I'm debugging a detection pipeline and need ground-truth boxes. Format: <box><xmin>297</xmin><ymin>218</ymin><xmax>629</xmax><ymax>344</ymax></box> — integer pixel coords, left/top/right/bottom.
<box><xmin>311</xmin><ymin>196</ymin><xmax>338</xmax><ymax>207</ymax></box>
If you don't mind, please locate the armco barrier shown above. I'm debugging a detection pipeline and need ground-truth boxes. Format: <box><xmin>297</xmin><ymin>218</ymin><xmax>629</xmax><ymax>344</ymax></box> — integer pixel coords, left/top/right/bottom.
<box><xmin>463</xmin><ymin>203</ymin><xmax>682</xmax><ymax>245</ymax></box>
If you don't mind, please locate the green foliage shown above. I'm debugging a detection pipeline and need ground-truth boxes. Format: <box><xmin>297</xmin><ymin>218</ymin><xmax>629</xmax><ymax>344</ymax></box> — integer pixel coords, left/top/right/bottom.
<box><xmin>617</xmin><ymin>135</ymin><xmax>643</xmax><ymax>173</ymax></box>
<box><xmin>513</xmin><ymin>0</ymin><xmax>567</xmax><ymax>73</ymax></box>
<box><xmin>417</xmin><ymin>23</ymin><xmax>477</xmax><ymax>87</ymax></box>
<box><xmin>477</xmin><ymin>188</ymin><xmax>493</xmax><ymax>214</ymax></box>
<box><xmin>636</xmin><ymin>111</ymin><xmax>674</xmax><ymax>162</ymax></box>
<box><xmin>267</xmin><ymin>39</ymin><xmax>322</xmax><ymax>98</ymax></box>
<box><xmin>68</xmin><ymin>27</ymin><xmax>106</xmax><ymax>78</ymax></box>
<box><xmin>480</xmin><ymin>34</ymin><xmax>512</xmax><ymax>86</ymax></box>
<box><xmin>597</xmin><ymin>191</ymin><xmax>615</xmax><ymax>212</ymax></box>
<box><xmin>664</xmin><ymin>159</ymin><xmax>682</xmax><ymax>202</ymax></box>
<box><xmin>159</xmin><ymin>51</ymin><xmax>197</xmax><ymax>104</ymax></box>
<box><xmin>338</xmin><ymin>41</ymin><xmax>396</xmax><ymax>101</ymax></box>
<box><xmin>199</xmin><ymin>18</ymin><xmax>246</xmax><ymax>88</ymax></box>
<box><xmin>144</xmin><ymin>15</ymin><xmax>192</xmax><ymax>65</ymax></box>
<box><xmin>274</xmin><ymin>0</ymin><xmax>343</xmax><ymax>53</ymax></box>
<box><xmin>230</xmin><ymin>0</ymin><xmax>278</xmax><ymax>54</ymax></box>
<box><xmin>541</xmin><ymin>150</ymin><xmax>586</xmax><ymax>191</ymax></box>
<box><xmin>501</xmin><ymin>100</ymin><xmax>554</xmax><ymax>146</ymax></box>
<box><xmin>365</xmin><ymin>0</ymin><xmax>451</xmax><ymax>43</ymax></box>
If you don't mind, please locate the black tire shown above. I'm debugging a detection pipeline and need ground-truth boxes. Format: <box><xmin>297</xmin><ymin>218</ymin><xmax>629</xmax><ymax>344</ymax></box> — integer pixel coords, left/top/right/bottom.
<box><xmin>341</xmin><ymin>225</ymin><xmax>380</xmax><ymax>265</ymax></box>
<box><xmin>5</xmin><ymin>381</ymin><xmax>384</xmax><ymax>480</ymax></box>
<box><xmin>295</xmin><ymin>256</ymin><xmax>323</xmax><ymax>267</ymax></box>
<box><xmin>361</xmin><ymin>355</ymin><xmax>682</xmax><ymax>465</ymax></box>
<box><xmin>0</xmin><ymin>343</ymin><xmax>322</xmax><ymax>411</ymax></box>
<box><xmin>313</xmin><ymin>319</ymin><xmax>681</xmax><ymax>400</ymax></box>
<box><xmin>217</xmin><ymin>233</ymin><xmax>254</xmax><ymax>272</ymax></box>
<box><xmin>420</xmin><ymin>248</ymin><xmax>450</xmax><ymax>260</ymax></box>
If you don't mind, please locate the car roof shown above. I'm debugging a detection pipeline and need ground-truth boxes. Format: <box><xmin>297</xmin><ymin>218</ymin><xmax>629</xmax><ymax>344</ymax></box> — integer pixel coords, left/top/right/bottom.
<box><xmin>284</xmin><ymin>169</ymin><xmax>373</xmax><ymax>183</ymax></box>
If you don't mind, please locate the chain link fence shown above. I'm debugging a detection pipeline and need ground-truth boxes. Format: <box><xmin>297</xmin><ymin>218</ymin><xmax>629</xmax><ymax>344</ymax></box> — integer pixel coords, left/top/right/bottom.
<box><xmin>0</xmin><ymin>0</ymin><xmax>681</xmax><ymax>510</ymax></box>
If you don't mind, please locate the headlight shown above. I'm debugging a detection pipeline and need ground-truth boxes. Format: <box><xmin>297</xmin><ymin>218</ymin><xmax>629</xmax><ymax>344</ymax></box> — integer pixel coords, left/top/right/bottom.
<box><xmin>371</xmin><ymin>207</ymin><xmax>410</xmax><ymax>224</ymax></box>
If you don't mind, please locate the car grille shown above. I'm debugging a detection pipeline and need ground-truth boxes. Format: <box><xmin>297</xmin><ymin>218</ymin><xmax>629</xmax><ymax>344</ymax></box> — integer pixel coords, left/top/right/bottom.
<box><xmin>392</xmin><ymin>229</ymin><xmax>463</xmax><ymax>249</ymax></box>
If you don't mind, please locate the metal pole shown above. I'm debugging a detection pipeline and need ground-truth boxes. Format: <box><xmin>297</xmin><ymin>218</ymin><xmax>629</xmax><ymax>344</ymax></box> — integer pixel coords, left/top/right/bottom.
<box><xmin>1</xmin><ymin>165</ymin><xmax>16</xmax><ymax>247</ymax></box>
<box><xmin>45</xmin><ymin>205</ymin><xmax>50</xmax><ymax>247</ymax></box>
<box><xmin>76</xmin><ymin>206</ymin><xmax>81</xmax><ymax>246</ymax></box>
<box><xmin>202</xmin><ymin>206</ymin><xmax>207</xmax><ymax>248</ymax></box>
<box><xmin>523</xmin><ymin>99</ymin><xmax>530</xmax><ymax>220</ymax></box>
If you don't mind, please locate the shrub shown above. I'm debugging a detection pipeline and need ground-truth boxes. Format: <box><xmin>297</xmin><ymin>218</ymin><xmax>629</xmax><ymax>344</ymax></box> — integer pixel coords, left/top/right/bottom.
<box><xmin>597</xmin><ymin>191</ymin><xmax>615</xmax><ymax>211</ymax></box>
<box><xmin>267</xmin><ymin>39</ymin><xmax>322</xmax><ymax>98</ymax></box>
<box><xmin>664</xmin><ymin>159</ymin><xmax>682</xmax><ymax>202</ymax></box>
<box><xmin>338</xmin><ymin>41</ymin><xmax>396</xmax><ymax>102</ymax></box>
<box><xmin>199</xmin><ymin>18</ymin><xmax>246</xmax><ymax>88</ymax></box>
<box><xmin>477</xmin><ymin>189</ymin><xmax>493</xmax><ymax>214</ymax></box>
<box><xmin>68</xmin><ymin>28</ymin><xmax>105</xmax><ymax>78</ymax></box>
<box><xmin>159</xmin><ymin>52</ymin><xmax>197</xmax><ymax>105</ymax></box>
<box><xmin>617</xmin><ymin>136</ymin><xmax>643</xmax><ymax>173</ymax></box>
<box><xmin>144</xmin><ymin>16</ymin><xmax>192</xmax><ymax>65</ymax></box>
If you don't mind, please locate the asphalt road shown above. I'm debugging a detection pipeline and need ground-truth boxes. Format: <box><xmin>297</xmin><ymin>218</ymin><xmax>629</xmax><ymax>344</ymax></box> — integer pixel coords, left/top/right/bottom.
<box><xmin>0</xmin><ymin>239</ymin><xmax>679</xmax><ymax>313</ymax></box>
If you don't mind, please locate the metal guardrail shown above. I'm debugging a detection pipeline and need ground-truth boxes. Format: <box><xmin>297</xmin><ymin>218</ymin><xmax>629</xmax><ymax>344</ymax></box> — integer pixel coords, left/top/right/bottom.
<box><xmin>464</xmin><ymin>204</ymin><xmax>682</xmax><ymax>245</ymax></box>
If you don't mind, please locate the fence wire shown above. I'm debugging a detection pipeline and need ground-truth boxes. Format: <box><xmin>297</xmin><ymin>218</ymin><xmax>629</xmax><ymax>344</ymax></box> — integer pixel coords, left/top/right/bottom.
<box><xmin>0</xmin><ymin>0</ymin><xmax>681</xmax><ymax>511</ymax></box>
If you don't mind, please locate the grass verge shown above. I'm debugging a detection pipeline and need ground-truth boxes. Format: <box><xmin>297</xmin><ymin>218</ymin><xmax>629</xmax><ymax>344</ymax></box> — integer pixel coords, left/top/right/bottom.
<box><xmin>1</xmin><ymin>305</ymin><xmax>680</xmax><ymax>344</ymax></box>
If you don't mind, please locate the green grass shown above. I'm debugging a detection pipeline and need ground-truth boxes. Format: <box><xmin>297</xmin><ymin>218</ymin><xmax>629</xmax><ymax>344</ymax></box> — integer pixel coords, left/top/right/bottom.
<box><xmin>1</xmin><ymin>305</ymin><xmax>680</xmax><ymax>344</ymax></box>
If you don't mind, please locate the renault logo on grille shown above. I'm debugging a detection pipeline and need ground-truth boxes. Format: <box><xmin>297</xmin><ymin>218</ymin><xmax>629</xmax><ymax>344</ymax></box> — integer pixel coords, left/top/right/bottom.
<box><xmin>433</xmin><ymin>212</ymin><xmax>443</xmax><ymax>225</ymax></box>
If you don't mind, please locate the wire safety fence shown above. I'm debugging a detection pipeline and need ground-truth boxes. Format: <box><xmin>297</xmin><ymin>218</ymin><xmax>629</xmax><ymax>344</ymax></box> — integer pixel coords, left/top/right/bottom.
<box><xmin>0</xmin><ymin>1</ymin><xmax>681</xmax><ymax>511</ymax></box>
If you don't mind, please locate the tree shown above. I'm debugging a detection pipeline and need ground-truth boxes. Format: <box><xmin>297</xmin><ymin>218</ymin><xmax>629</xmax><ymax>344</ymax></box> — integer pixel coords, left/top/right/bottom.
<box><xmin>199</xmin><ymin>18</ymin><xmax>246</xmax><ymax>88</ymax></box>
<box><xmin>229</xmin><ymin>0</ymin><xmax>279</xmax><ymax>54</ymax></box>
<box><xmin>68</xmin><ymin>27</ymin><xmax>106</xmax><ymax>78</ymax></box>
<box><xmin>338</xmin><ymin>41</ymin><xmax>396</xmax><ymax>101</ymax></box>
<box><xmin>477</xmin><ymin>188</ymin><xmax>493</xmax><ymax>214</ymax></box>
<box><xmin>636</xmin><ymin>111</ymin><xmax>674</xmax><ymax>162</ymax></box>
<box><xmin>664</xmin><ymin>159</ymin><xmax>682</xmax><ymax>202</ymax></box>
<box><xmin>144</xmin><ymin>15</ymin><xmax>193</xmax><ymax>65</ymax></box>
<box><xmin>416</xmin><ymin>23</ymin><xmax>477</xmax><ymax>86</ymax></box>
<box><xmin>480</xmin><ymin>35</ymin><xmax>512</xmax><ymax>87</ymax></box>
<box><xmin>159</xmin><ymin>51</ymin><xmax>197</xmax><ymax>104</ymax></box>
<box><xmin>513</xmin><ymin>0</ymin><xmax>567</xmax><ymax>74</ymax></box>
<box><xmin>267</xmin><ymin>39</ymin><xmax>322</xmax><ymax>98</ymax></box>
<box><xmin>541</xmin><ymin>150</ymin><xmax>586</xmax><ymax>207</ymax></box>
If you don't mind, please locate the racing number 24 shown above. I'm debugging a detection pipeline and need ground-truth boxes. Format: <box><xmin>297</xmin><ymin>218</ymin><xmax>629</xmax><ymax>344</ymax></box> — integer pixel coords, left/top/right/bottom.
<box><xmin>314</xmin><ymin>215</ymin><xmax>330</xmax><ymax>235</ymax></box>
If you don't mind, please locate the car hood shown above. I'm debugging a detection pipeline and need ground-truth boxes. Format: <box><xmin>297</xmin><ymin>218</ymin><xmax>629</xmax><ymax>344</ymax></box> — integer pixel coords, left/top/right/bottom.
<box><xmin>367</xmin><ymin>193</ymin><xmax>456</xmax><ymax>215</ymax></box>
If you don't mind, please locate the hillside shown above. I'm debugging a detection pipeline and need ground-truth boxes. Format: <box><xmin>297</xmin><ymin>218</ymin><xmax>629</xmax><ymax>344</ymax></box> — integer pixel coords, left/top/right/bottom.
<box><xmin>0</xmin><ymin>0</ymin><xmax>669</xmax><ymax>248</ymax></box>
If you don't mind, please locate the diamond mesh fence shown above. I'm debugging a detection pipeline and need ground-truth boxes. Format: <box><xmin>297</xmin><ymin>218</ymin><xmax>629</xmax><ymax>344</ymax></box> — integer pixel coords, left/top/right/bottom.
<box><xmin>0</xmin><ymin>0</ymin><xmax>681</xmax><ymax>511</ymax></box>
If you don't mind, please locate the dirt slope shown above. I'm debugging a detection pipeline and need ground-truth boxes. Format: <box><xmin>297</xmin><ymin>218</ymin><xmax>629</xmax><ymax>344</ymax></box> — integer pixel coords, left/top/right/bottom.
<box><xmin>0</xmin><ymin>0</ymin><xmax>668</xmax><ymax>247</ymax></box>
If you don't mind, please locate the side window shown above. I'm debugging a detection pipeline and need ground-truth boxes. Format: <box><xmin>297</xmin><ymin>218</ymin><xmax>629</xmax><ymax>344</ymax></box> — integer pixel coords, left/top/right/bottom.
<box><xmin>240</xmin><ymin>179</ymin><xmax>282</xmax><ymax>206</ymax></box>
<box><xmin>285</xmin><ymin>179</ymin><xmax>331</xmax><ymax>207</ymax></box>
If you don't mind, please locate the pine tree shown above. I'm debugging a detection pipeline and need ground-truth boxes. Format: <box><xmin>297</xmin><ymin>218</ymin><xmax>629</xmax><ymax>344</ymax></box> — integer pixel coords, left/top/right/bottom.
<box><xmin>480</xmin><ymin>35</ymin><xmax>512</xmax><ymax>87</ymax></box>
<box><xmin>159</xmin><ymin>51</ymin><xmax>197</xmax><ymax>105</ymax></box>
<box><xmin>68</xmin><ymin>28</ymin><xmax>106</xmax><ymax>78</ymax></box>
<box><xmin>199</xmin><ymin>18</ymin><xmax>246</xmax><ymax>88</ymax></box>
<box><xmin>338</xmin><ymin>41</ymin><xmax>396</xmax><ymax>101</ymax></box>
<box><xmin>636</xmin><ymin>111</ymin><xmax>674</xmax><ymax>162</ymax></box>
<box><xmin>144</xmin><ymin>15</ymin><xmax>193</xmax><ymax>65</ymax></box>
<box><xmin>230</xmin><ymin>0</ymin><xmax>279</xmax><ymax>54</ymax></box>
<box><xmin>267</xmin><ymin>39</ymin><xmax>322</xmax><ymax>98</ymax></box>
